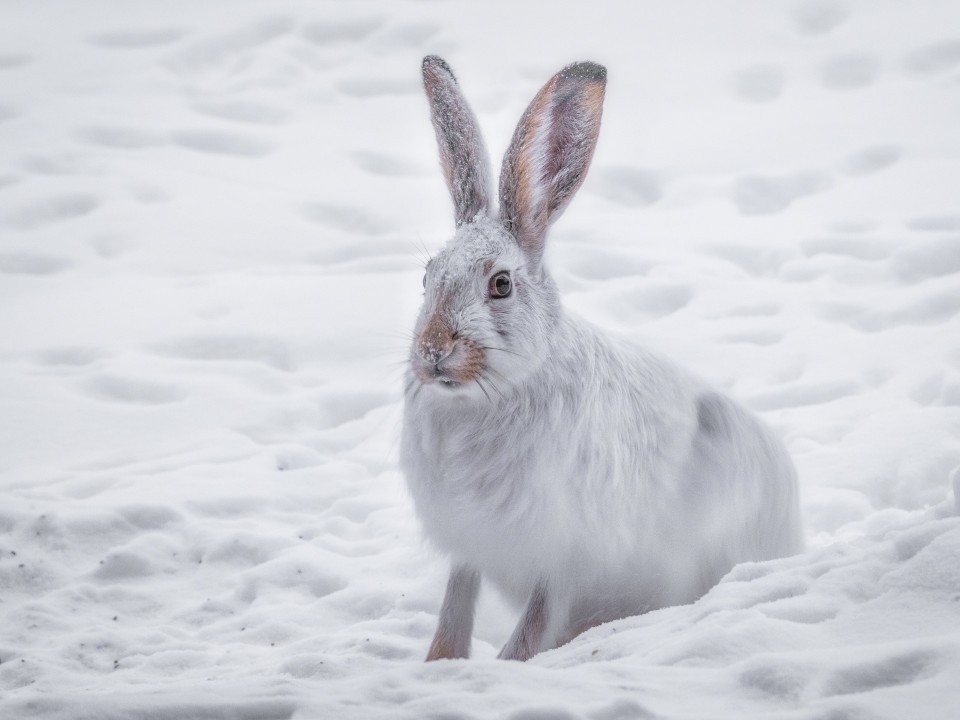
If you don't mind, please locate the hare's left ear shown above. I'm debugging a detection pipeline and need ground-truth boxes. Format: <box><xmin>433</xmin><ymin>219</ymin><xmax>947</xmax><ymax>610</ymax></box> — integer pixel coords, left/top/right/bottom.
<box><xmin>422</xmin><ymin>56</ymin><xmax>493</xmax><ymax>227</ymax></box>
<box><xmin>499</xmin><ymin>62</ymin><xmax>606</xmax><ymax>269</ymax></box>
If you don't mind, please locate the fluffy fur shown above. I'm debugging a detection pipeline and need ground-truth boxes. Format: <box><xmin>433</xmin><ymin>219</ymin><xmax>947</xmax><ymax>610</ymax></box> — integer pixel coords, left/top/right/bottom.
<box><xmin>402</xmin><ymin>57</ymin><xmax>804</xmax><ymax>662</ymax></box>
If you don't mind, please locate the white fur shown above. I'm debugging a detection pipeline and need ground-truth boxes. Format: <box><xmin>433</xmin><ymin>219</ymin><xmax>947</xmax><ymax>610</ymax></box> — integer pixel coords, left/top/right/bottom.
<box><xmin>403</xmin><ymin>62</ymin><xmax>804</xmax><ymax>661</ymax></box>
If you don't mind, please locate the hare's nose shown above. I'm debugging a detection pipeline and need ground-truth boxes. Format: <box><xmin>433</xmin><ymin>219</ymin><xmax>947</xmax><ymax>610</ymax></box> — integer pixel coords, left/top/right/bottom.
<box><xmin>416</xmin><ymin>316</ymin><xmax>456</xmax><ymax>365</ymax></box>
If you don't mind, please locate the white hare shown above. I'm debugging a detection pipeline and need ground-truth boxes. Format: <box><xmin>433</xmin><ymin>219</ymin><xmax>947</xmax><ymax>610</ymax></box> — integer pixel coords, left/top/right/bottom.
<box><xmin>401</xmin><ymin>56</ymin><xmax>804</xmax><ymax>662</ymax></box>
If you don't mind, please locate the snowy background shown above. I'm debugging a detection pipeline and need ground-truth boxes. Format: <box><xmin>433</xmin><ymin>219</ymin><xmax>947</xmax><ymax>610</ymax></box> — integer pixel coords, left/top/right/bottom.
<box><xmin>2</xmin><ymin>0</ymin><xmax>959</xmax><ymax>718</ymax></box>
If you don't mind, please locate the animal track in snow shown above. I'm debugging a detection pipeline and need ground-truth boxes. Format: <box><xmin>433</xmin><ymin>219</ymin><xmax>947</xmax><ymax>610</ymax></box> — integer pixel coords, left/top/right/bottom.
<box><xmin>906</xmin><ymin>215</ymin><xmax>960</xmax><ymax>232</ymax></box>
<box><xmin>190</xmin><ymin>100</ymin><xmax>288</xmax><ymax>125</ymax></box>
<box><xmin>163</xmin><ymin>16</ymin><xmax>294</xmax><ymax>77</ymax></box>
<box><xmin>819</xmin><ymin>285</ymin><xmax>960</xmax><ymax>331</ymax></box>
<box><xmin>88</xmin><ymin>28</ymin><xmax>186</xmax><ymax>49</ymax></box>
<box><xmin>368</xmin><ymin>22</ymin><xmax>440</xmax><ymax>51</ymax></box>
<box><xmin>719</xmin><ymin>329</ymin><xmax>783</xmax><ymax>346</ymax></box>
<box><xmin>0</xmin><ymin>103</ymin><xmax>19</xmax><ymax>123</ymax></box>
<box><xmin>747</xmin><ymin>379</ymin><xmax>860</xmax><ymax>411</ymax></box>
<box><xmin>37</xmin><ymin>346</ymin><xmax>107</xmax><ymax>367</ymax></box>
<box><xmin>84</xmin><ymin>374</ymin><xmax>188</xmax><ymax>405</ymax></box>
<box><xmin>792</xmin><ymin>0</ymin><xmax>849</xmax><ymax>36</ymax></box>
<box><xmin>822</xmin><ymin>651</ymin><xmax>939</xmax><ymax>697</ymax></box>
<box><xmin>0</xmin><ymin>253</ymin><xmax>73</xmax><ymax>275</ymax></box>
<box><xmin>708</xmin><ymin>243</ymin><xmax>794</xmax><ymax>275</ymax></box>
<box><xmin>0</xmin><ymin>53</ymin><xmax>31</xmax><ymax>69</ymax></box>
<box><xmin>336</xmin><ymin>75</ymin><xmax>419</xmax><ymax>98</ymax></box>
<box><xmin>733</xmin><ymin>172</ymin><xmax>830</xmax><ymax>215</ymax></box>
<box><xmin>903</xmin><ymin>39</ymin><xmax>960</xmax><ymax>75</ymax></box>
<box><xmin>820</xmin><ymin>53</ymin><xmax>879</xmax><ymax>90</ymax></box>
<box><xmin>76</xmin><ymin>125</ymin><xmax>168</xmax><ymax>149</ymax></box>
<box><xmin>841</xmin><ymin>144</ymin><xmax>902</xmax><ymax>175</ymax></box>
<box><xmin>733</xmin><ymin>64</ymin><xmax>785</xmax><ymax>102</ymax></box>
<box><xmin>301</xmin><ymin>17</ymin><xmax>383</xmax><ymax>45</ymax></box>
<box><xmin>553</xmin><ymin>243</ymin><xmax>651</xmax><ymax>281</ymax></box>
<box><xmin>150</xmin><ymin>335</ymin><xmax>295</xmax><ymax>371</ymax></box>
<box><xmin>891</xmin><ymin>237</ymin><xmax>960</xmax><ymax>282</ymax></box>
<box><xmin>611</xmin><ymin>282</ymin><xmax>694</xmax><ymax>320</ymax></box>
<box><xmin>171</xmin><ymin>129</ymin><xmax>275</xmax><ymax>157</ymax></box>
<box><xmin>3</xmin><ymin>194</ymin><xmax>100</xmax><ymax>230</ymax></box>
<box><xmin>301</xmin><ymin>202</ymin><xmax>392</xmax><ymax>235</ymax></box>
<box><xmin>801</xmin><ymin>236</ymin><xmax>894</xmax><ymax>261</ymax></box>
<box><xmin>351</xmin><ymin>150</ymin><xmax>429</xmax><ymax>177</ymax></box>
<box><xmin>589</xmin><ymin>166</ymin><xmax>664</xmax><ymax>206</ymax></box>
<box><xmin>740</xmin><ymin>659</ymin><xmax>811</xmax><ymax>701</ymax></box>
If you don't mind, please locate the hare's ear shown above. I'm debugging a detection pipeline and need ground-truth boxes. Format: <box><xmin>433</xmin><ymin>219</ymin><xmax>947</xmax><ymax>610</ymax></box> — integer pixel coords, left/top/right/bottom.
<box><xmin>499</xmin><ymin>62</ymin><xmax>606</xmax><ymax>269</ymax></box>
<box><xmin>422</xmin><ymin>56</ymin><xmax>493</xmax><ymax>227</ymax></box>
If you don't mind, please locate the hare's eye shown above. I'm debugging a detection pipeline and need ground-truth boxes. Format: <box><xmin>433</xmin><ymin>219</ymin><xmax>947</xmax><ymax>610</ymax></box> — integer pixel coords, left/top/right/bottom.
<box><xmin>490</xmin><ymin>271</ymin><xmax>512</xmax><ymax>299</ymax></box>
<box><xmin>422</xmin><ymin>273</ymin><xmax>427</xmax><ymax>288</ymax></box>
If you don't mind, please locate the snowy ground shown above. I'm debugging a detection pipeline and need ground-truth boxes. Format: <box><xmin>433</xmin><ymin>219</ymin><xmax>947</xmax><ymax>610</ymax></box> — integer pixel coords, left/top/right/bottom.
<box><xmin>1</xmin><ymin>0</ymin><xmax>959</xmax><ymax>718</ymax></box>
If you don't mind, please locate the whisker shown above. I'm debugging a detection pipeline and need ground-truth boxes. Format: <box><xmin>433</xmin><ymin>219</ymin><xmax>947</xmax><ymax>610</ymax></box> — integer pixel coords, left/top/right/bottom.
<box><xmin>480</xmin><ymin>371</ymin><xmax>505</xmax><ymax>402</ymax></box>
<box><xmin>474</xmin><ymin>377</ymin><xmax>493</xmax><ymax>404</ymax></box>
<box><xmin>482</xmin><ymin>345</ymin><xmax>527</xmax><ymax>360</ymax></box>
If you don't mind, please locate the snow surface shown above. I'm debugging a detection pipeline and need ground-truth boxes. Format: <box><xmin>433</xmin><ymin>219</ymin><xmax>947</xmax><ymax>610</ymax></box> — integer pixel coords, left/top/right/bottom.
<box><xmin>1</xmin><ymin>0</ymin><xmax>959</xmax><ymax>718</ymax></box>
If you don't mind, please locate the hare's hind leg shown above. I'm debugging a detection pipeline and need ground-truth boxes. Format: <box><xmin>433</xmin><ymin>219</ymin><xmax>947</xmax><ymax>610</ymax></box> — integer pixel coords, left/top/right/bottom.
<box><xmin>498</xmin><ymin>580</ymin><xmax>549</xmax><ymax>661</ymax></box>
<box><xmin>426</xmin><ymin>564</ymin><xmax>481</xmax><ymax>661</ymax></box>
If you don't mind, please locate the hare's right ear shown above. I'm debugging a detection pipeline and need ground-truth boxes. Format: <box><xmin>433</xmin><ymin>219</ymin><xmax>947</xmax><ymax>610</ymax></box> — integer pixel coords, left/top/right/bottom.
<box><xmin>422</xmin><ymin>56</ymin><xmax>493</xmax><ymax>227</ymax></box>
<box><xmin>499</xmin><ymin>62</ymin><xmax>606</xmax><ymax>270</ymax></box>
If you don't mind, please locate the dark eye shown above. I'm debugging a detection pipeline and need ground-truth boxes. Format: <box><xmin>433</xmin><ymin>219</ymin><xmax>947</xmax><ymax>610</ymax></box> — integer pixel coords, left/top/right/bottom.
<box><xmin>489</xmin><ymin>271</ymin><xmax>512</xmax><ymax>299</ymax></box>
<box><xmin>422</xmin><ymin>273</ymin><xmax>427</xmax><ymax>288</ymax></box>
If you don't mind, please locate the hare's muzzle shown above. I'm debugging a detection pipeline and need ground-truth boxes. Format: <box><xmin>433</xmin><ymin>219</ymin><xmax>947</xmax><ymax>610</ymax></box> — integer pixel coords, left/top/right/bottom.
<box><xmin>412</xmin><ymin>313</ymin><xmax>486</xmax><ymax>387</ymax></box>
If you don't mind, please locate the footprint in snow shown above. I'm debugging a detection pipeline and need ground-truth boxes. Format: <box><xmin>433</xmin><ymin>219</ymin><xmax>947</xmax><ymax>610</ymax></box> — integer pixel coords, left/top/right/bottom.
<box><xmin>719</xmin><ymin>329</ymin><xmax>783</xmax><ymax>347</ymax></box>
<box><xmin>906</xmin><ymin>214</ymin><xmax>960</xmax><ymax>232</ymax></box>
<box><xmin>368</xmin><ymin>22</ymin><xmax>440</xmax><ymax>52</ymax></box>
<box><xmin>336</xmin><ymin>75</ymin><xmax>419</xmax><ymax>98</ymax></box>
<box><xmin>84</xmin><ymin>375</ymin><xmax>188</xmax><ymax>405</ymax></box>
<box><xmin>747</xmin><ymin>379</ymin><xmax>860</xmax><ymax>411</ymax></box>
<box><xmin>163</xmin><ymin>16</ymin><xmax>295</xmax><ymax>75</ymax></box>
<box><xmin>891</xmin><ymin>237</ymin><xmax>960</xmax><ymax>282</ymax></box>
<box><xmin>190</xmin><ymin>99</ymin><xmax>288</xmax><ymax>126</ymax></box>
<box><xmin>0</xmin><ymin>103</ymin><xmax>20</xmax><ymax>123</ymax></box>
<box><xmin>171</xmin><ymin>129</ymin><xmax>275</xmax><ymax>157</ymax></box>
<box><xmin>822</xmin><ymin>651</ymin><xmax>939</xmax><ymax>697</ymax></box>
<box><xmin>610</xmin><ymin>282</ymin><xmax>694</xmax><ymax>321</ymax></box>
<box><xmin>36</xmin><ymin>346</ymin><xmax>107</xmax><ymax>367</ymax></box>
<box><xmin>0</xmin><ymin>253</ymin><xmax>74</xmax><ymax>276</ymax></box>
<box><xmin>903</xmin><ymin>39</ymin><xmax>960</xmax><ymax>75</ymax></box>
<box><xmin>819</xmin><ymin>285</ymin><xmax>960</xmax><ymax>331</ymax></box>
<box><xmin>733</xmin><ymin>64</ymin><xmax>785</xmax><ymax>103</ymax></box>
<box><xmin>76</xmin><ymin>125</ymin><xmax>168</xmax><ymax>149</ymax></box>
<box><xmin>300</xmin><ymin>17</ymin><xmax>383</xmax><ymax>45</ymax></box>
<box><xmin>0</xmin><ymin>53</ymin><xmax>31</xmax><ymax>69</ymax></box>
<box><xmin>819</xmin><ymin>53</ymin><xmax>879</xmax><ymax>91</ymax></box>
<box><xmin>801</xmin><ymin>236</ymin><xmax>894</xmax><ymax>261</ymax></box>
<box><xmin>301</xmin><ymin>202</ymin><xmax>392</xmax><ymax>235</ymax></box>
<box><xmin>3</xmin><ymin>194</ymin><xmax>100</xmax><ymax>231</ymax></box>
<box><xmin>351</xmin><ymin>150</ymin><xmax>429</xmax><ymax>177</ymax></box>
<box><xmin>87</xmin><ymin>28</ymin><xmax>186</xmax><ymax>49</ymax></box>
<box><xmin>588</xmin><ymin>166</ymin><xmax>664</xmax><ymax>207</ymax></box>
<box><xmin>792</xmin><ymin>0</ymin><xmax>849</xmax><ymax>36</ymax></box>
<box><xmin>732</xmin><ymin>172</ymin><xmax>831</xmax><ymax>216</ymax></box>
<box><xmin>841</xmin><ymin>144</ymin><xmax>902</xmax><ymax>176</ymax></box>
<box><xmin>150</xmin><ymin>334</ymin><xmax>295</xmax><ymax>372</ymax></box>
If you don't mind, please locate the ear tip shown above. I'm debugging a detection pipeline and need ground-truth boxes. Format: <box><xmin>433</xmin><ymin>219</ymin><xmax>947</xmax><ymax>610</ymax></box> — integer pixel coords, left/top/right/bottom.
<box><xmin>422</xmin><ymin>55</ymin><xmax>456</xmax><ymax>81</ymax></box>
<box><xmin>561</xmin><ymin>61</ymin><xmax>607</xmax><ymax>84</ymax></box>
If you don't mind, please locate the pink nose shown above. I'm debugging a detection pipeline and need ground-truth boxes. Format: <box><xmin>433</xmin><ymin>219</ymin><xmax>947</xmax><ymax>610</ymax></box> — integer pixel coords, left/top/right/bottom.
<box><xmin>417</xmin><ymin>331</ymin><xmax>454</xmax><ymax>366</ymax></box>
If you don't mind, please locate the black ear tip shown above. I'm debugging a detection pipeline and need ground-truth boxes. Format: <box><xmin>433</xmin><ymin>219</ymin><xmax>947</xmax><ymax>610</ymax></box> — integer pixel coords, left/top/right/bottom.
<box><xmin>423</xmin><ymin>55</ymin><xmax>455</xmax><ymax>80</ymax></box>
<box><xmin>561</xmin><ymin>61</ymin><xmax>607</xmax><ymax>83</ymax></box>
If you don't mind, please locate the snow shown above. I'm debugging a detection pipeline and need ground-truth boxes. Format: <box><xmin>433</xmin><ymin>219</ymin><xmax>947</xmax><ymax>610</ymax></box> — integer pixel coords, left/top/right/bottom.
<box><xmin>1</xmin><ymin>0</ymin><xmax>958</xmax><ymax>717</ymax></box>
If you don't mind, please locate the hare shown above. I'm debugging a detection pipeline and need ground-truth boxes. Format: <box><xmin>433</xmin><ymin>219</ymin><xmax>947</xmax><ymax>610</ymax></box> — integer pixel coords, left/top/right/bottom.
<box><xmin>401</xmin><ymin>56</ymin><xmax>803</xmax><ymax>662</ymax></box>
